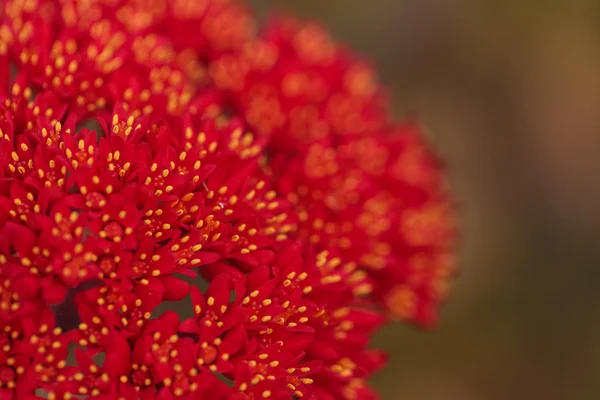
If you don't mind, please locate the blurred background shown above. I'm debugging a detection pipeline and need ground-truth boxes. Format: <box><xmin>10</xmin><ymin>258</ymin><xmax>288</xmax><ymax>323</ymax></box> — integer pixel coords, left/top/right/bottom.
<box><xmin>249</xmin><ymin>1</ymin><xmax>600</xmax><ymax>399</ymax></box>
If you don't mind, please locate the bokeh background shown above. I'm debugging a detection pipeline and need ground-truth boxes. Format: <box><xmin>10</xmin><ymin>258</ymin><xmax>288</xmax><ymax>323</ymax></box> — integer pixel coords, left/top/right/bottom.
<box><xmin>249</xmin><ymin>1</ymin><xmax>600</xmax><ymax>399</ymax></box>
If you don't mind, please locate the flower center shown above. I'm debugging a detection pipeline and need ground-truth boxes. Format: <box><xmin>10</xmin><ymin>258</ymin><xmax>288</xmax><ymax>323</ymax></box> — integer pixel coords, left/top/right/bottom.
<box><xmin>131</xmin><ymin>365</ymin><xmax>152</xmax><ymax>387</ymax></box>
<box><xmin>102</xmin><ymin>221</ymin><xmax>125</xmax><ymax>241</ymax></box>
<box><xmin>85</xmin><ymin>192</ymin><xmax>107</xmax><ymax>210</ymax></box>
<box><xmin>197</xmin><ymin>343</ymin><xmax>217</xmax><ymax>365</ymax></box>
<box><xmin>151</xmin><ymin>339</ymin><xmax>176</xmax><ymax>363</ymax></box>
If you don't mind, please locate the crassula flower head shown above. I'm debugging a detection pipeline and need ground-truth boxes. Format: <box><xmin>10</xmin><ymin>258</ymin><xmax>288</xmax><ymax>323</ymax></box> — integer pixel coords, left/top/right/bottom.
<box><xmin>0</xmin><ymin>0</ymin><xmax>457</xmax><ymax>399</ymax></box>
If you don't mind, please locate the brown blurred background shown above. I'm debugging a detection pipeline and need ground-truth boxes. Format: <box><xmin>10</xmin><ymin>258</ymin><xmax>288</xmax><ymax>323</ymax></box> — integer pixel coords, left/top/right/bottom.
<box><xmin>251</xmin><ymin>1</ymin><xmax>600</xmax><ymax>399</ymax></box>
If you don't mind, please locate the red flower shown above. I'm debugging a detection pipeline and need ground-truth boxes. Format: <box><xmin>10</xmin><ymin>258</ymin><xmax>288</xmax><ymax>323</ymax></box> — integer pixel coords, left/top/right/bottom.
<box><xmin>1</xmin><ymin>0</ymin><xmax>458</xmax><ymax>398</ymax></box>
<box><xmin>208</xmin><ymin>16</ymin><xmax>458</xmax><ymax>328</ymax></box>
<box><xmin>0</xmin><ymin>308</ymin><xmax>76</xmax><ymax>397</ymax></box>
<box><xmin>265</xmin><ymin>130</ymin><xmax>458</xmax><ymax>327</ymax></box>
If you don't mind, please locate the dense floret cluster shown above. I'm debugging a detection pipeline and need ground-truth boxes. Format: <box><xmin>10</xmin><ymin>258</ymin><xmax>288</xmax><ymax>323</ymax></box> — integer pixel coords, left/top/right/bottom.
<box><xmin>0</xmin><ymin>1</ymin><xmax>456</xmax><ymax>399</ymax></box>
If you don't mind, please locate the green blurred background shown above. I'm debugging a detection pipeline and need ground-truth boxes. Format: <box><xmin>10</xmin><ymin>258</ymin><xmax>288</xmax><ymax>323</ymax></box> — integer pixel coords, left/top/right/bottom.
<box><xmin>250</xmin><ymin>1</ymin><xmax>600</xmax><ymax>399</ymax></box>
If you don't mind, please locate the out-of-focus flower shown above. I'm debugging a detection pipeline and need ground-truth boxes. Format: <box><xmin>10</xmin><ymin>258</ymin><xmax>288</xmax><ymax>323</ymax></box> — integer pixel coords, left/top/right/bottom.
<box><xmin>0</xmin><ymin>0</ymin><xmax>456</xmax><ymax>399</ymax></box>
<box><xmin>209</xmin><ymin>17</ymin><xmax>458</xmax><ymax>327</ymax></box>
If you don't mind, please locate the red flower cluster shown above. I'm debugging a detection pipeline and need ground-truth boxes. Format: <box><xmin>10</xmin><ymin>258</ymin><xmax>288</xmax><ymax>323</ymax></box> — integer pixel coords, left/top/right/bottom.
<box><xmin>0</xmin><ymin>0</ymin><xmax>456</xmax><ymax>399</ymax></box>
<box><xmin>207</xmin><ymin>17</ymin><xmax>458</xmax><ymax>326</ymax></box>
